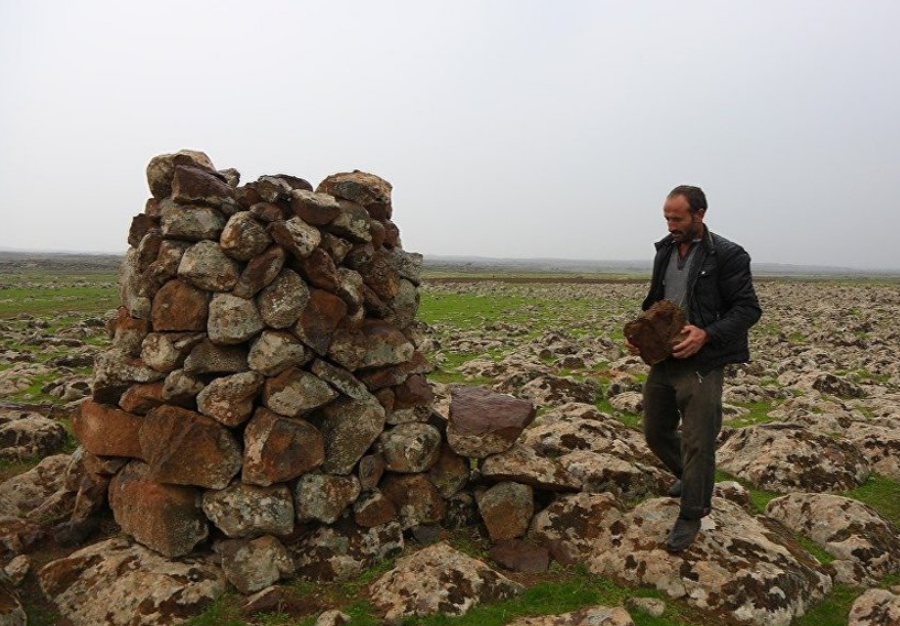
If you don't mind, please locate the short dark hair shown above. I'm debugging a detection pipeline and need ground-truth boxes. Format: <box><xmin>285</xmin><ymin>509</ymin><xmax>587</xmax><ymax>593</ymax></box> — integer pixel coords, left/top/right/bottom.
<box><xmin>668</xmin><ymin>185</ymin><xmax>707</xmax><ymax>214</ymax></box>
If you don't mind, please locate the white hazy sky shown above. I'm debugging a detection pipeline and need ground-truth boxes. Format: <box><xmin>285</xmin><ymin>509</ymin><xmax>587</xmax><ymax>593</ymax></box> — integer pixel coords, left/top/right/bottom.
<box><xmin>2</xmin><ymin>1</ymin><xmax>899</xmax><ymax>269</ymax></box>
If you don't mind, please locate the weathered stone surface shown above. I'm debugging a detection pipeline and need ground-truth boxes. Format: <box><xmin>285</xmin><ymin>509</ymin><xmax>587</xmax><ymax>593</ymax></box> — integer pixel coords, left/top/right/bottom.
<box><xmin>358</xmin><ymin>251</ymin><xmax>400</xmax><ymax>301</ymax></box>
<box><xmin>128</xmin><ymin>213</ymin><xmax>160</xmax><ymax>247</ymax></box>
<box><xmin>292</xmin><ymin>247</ymin><xmax>340</xmax><ymax>292</ymax></box>
<box><xmin>587</xmin><ymin>498</ymin><xmax>832</xmax><ymax>626</ymax></box>
<box><xmin>518</xmin><ymin>375</ymin><xmax>599</xmax><ymax>407</ymax></box>
<box><xmin>151</xmin><ymin>279</ymin><xmax>211</xmax><ymax>332</ymax></box>
<box><xmin>393</xmin><ymin>374</ymin><xmax>434</xmax><ymax>410</ymax></box>
<box><xmin>352</xmin><ymin>490</ymin><xmax>397</xmax><ymax>527</ymax></box>
<box><xmin>490</xmin><ymin>539</ymin><xmax>550</xmax><ymax>573</ymax></box>
<box><xmin>141</xmin><ymin>331</ymin><xmax>205</xmax><ymax>373</ymax></box>
<box><xmin>108</xmin><ymin>461</ymin><xmax>208</xmax><ymax>557</ymax></box>
<box><xmin>239</xmin><ymin>585</ymin><xmax>308</xmax><ymax>618</ymax></box>
<box><xmin>377</xmin><ymin>423</ymin><xmax>442</xmax><ymax>473</ymax></box>
<box><xmin>335</xmin><ymin>267</ymin><xmax>365</xmax><ymax>313</ymax></box>
<box><xmin>557</xmin><ymin>450</ymin><xmax>666</xmax><ymax>500</ymax></box>
<box><xmin>294</xmin><ymin>289</ymin><xmax>348</xmax><ymax>356</ymax></box>
<box><xmin>220</xmin><ymin>211</ymin><xmax>271</xmax><ymax>261</ymax></box>
<box><xmin>329</xmin><ymin>319</ymin><xmax>414</xmax><ymax>371</ymax></box>
<box><xmin>92</xmin><ymin>349</ymin><xmax>166</xmax><ymax>404</ymax></box>
<box><xmin>310</xmin><ymin>359</ymin><xmax>374</xmax><ymax>402</ymax></box>
<box><xmin>623</xmin><ymin>299</ymin><xmax>688</xmax><ymax>366</ymax></box>
<box><xmin>325</xmin><ymin>202</ymin><xmax>372</xmax><ymax>243</ymax></box>
<box><xmin>293</xmin><ymin>472</ymin><xmax>361</xmax><ymax>524</ymax></box>
<box><xmin>111</xmin><ymin>307</ymin><xmax>151</xmax><ymax>356</ymax></box>
<box><xmin>358</xmin><ymin>453</ymin><xmax>386</xmax><ymax>491</ymax></box>
<box><xmin>380</xmin><ymin>473</ymin><xmax>446</xmax><ymax>529</ymax></box>
<box><xmin>118</xmin><ymin>381</ymin><xmax>166</xmax><ymax>415</ymax></box>
<box><xmin>233</xmin><ymin>245</ymin><xmax>286</xmax><ymax>299</ymax></box>
<box><xmin>447</xmin><ymin>386</ymin><xmax>536</xmax><ymax>458</ymax></box>
<box><xmin>268</xmin><ymin>217</ymin><xmax>321</xmax><ymax>259</ymax></box>
<box><xmin>262</xmin><ymin>367</ymin><xmax>338</xmax><ymax>417</ymax></box>
<box><xmin>478</xmin><ymin>482</ymin><xmax>534</xmax><ymax>541</ymax></box>
<box><xmin>848</xmin><ymin>589</ymin><xmax>900</xmax><ymax>626</ymax></box>
<box><xmin>257</xmin><ymin>269</ymin><xmax>309</xmax><ymax>329</ymax></box>
<box><xmin>314</xmin><ymin>609</ymin><xmax>352</xmax><ymax>626</ymax></box>
<box><xmin>216</xmin><ymin>535</ymin><xmax>294</xmax><ymax>594</ymax></box>
<box><xmin>183</xmin><ymin>340</ymin><xmax>248</xmax><ymax>375</ymax></box>
<box><xmin>316</xmin><ymin>171</ymin><xmax>391</xmax><ymax>207</ymax></box>
<box><xmin>242</xmin><ymin>408</ymin><xmax>324</xmax><ymax>487</ymax></box>
<box><xmin>139</xmin><ymin>405</ymin><xmax>242</xmax><ymax>489</ymax></box>
<box><xmin>0</xmin><ymin>411</ymin><xmax>68</xmax><ymax>461</ymax></box>
<box><xmin>483</xmin><ymin>444</ymin><xmax>582</xmax><ymax>492</ymax></box>
<box><xmin>319</xmin><ymin>232</ymin><xmax>353</xmax><ymax>264</ymax></box>
<box><xmin>0</xmin><ymin>454</ymin><xmax>68</xmax><ymax>518</ymax></box>
<box><xmin>202</xmin><ymin>481</ymin><xmax>294</xmax><ymax>538</ymax></box>
<box><xmin>528</xmin><ymin>493</ymin><xmax>623</xmax><ymax>564</ymax></box>
<box><xmin>293</xmin><ymin>519</ymin><xmax>403</xmax><ymax>582</ymax></box>
<box><xmin>119</xmin><ymin>247</ymin><xmax>152</xmax><ymax>319</ymax></box>
<box><xmin>178</xmin><ymin>241</ymin><xmax>240</xmax><ymax>292</ymax></box>
<box><xmin>427</xmin><ymin>443</ymin><xmax>470</xmax><ymax>498</ymax></box>
<box><xmin>248</xmin><ymin>330</ymin><xmax>310</xmax><ymax>377</ymax></box>
<box><xmin>171</xmin><ymin>164</ymin><xmax>235</xmax><ymax>208</ymax></box>
<box><xmin>506</xmin><ymin>606</ymin><xmax>635</xmax><ymax>626</ymax></box>
<box><xmin>385</xmin><ymin>248</ymin><xmax>422</xmax><ymax>286</ymax></box>
<box><xmin>208</xmin><ymin>293</ymin><xmax>265</xmax><ymax>345</ymax></box>
<box><xmin>197</xmin><ymin>371</ymin><xmax>264</xmax><ymax>426</ymax></box>
<box><xmin>290</xmin><ymin>189</ymin><xmax>341</xmax><ymax>225</ymax></box>
<box><xmin>160</xmin><ymin>203</ymin><xmax>226</xmax><ymax>242</ymax></box>
<box><xmin>369</xmin><ymin>542</ymin><xmax>524</xmax><ymax>620</ymax></box>
<box><xmin>320</xmin><ymin>398</ymin><xmax>386</xmax><ymax>475</ymax></box>
<box><xmin>765</xmin><ymin>493</ymin><xmax>900</xmax><ymax>585</ymax></box>
<box><xmin>387</xmin><ymin>279</ymin><xmax>419</xmax><ymax>328</ymax></box>
<box><xmin>248</xmin><ymin>201</ymin><xmax>286</xmax><ymax>223</ymax></box>
<box><xmin>73</xmin><ymin>400</ymin><xmax>144</xmax><ymax>459</ymax></box>
<box><xmin>147</xmin><ymin>151</ymin><xmax>216</xmax><ymax>199</ymax></box>
<box><xmin>39</xmin><ymin>537</ymin><xmax>224</xmax><ymax>626</ymax></box>
<box><xmin>143</xmin><ymin>240</ymin><xmax>190</xmax><ymax>288</ymax></box>
<box><xmin>717</xmin><ymin>423</ymin><xmax>870</xmax><ymax>492</ymax></box>
<box><xmin>846</xmin><ymin>423</ymin><xmax>900</xmax><ymax>480</ymax></box>
<box><xmin>162</xmin><ymin>369</ymin><xmax>206</xmax><ymax>405</ymax></box>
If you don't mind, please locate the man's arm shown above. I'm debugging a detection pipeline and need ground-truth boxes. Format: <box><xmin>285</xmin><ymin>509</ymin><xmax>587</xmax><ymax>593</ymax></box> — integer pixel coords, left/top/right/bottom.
<box><xmin>702</xmin><ymin>246</ymin><xmax>762</xmax><ymax>347</ymax></box>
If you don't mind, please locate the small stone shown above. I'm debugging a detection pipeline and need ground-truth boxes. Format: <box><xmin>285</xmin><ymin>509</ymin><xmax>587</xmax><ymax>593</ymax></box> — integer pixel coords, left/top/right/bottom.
<box><xmin>490</xmin><ymin>539</ymin><xmax>550</xmax><ymax>573</ymax></box>
<box><xmin>268</xmin><ymin>217</ymin><xmax>322</xmax><ymax>259</ymax></box>
<box><xmin>220</xmin><ymin>211</ymin><xmax>272</xmax><ymax>261</ymax></box>
<box><xmin>183</xmin><ymin>340</ymin><xmax>248</xmax><ymax>375</ymax></box>
<box><xmin>290</xmin><ymin>189</ymin><xmax>342</xmax><ymax>225</ymax></box>
<box><xmin>216</xmin><ymin>535</ymin><xmax>294</xmax><ymax>594</ymax></box>
<box><xmin>242</xmin><ymin>408</ymin><xmax>325</xmax><ymax>487</ymax></box>
<box><xmin>177</xmin><ymin>241</ymin><xmax>241</xmax><ymax>292</ymax></box>
<box><xmin>626</xmin><ymin>597</ymin><xmax>666</xmax><ymax>617</ymax></box>
<box><xmin>293</xmin><ymin>472</ymin><xmax>362</xmax><ymax>524</ymax></box>
<box><xmin>208</xmin><ymin>293</ymin><xmax>265</xmax><ymax>345</ymax></box>
<box><xmin>477</xmin><ymin>482</ymin><xmax>534</xmax><ymax>541</ymax></box>
<box><xmin>233</xmin><ymin>245</ymin><xmax>287</xmax><ymax>299</ymax></box>
<box><xmin>262</xmin><ymin>367</ymin><xmax>338</xmax><ymax>418</ymax></box>
<box><xmin>197</xmin><ymin>371</ymin><xmax>265</xmax><ymax>426</ymax></box>
<box><xmin>248</xmin><ymin>330</ymin><xmax>311</xmax><ymax>377</ymax></box>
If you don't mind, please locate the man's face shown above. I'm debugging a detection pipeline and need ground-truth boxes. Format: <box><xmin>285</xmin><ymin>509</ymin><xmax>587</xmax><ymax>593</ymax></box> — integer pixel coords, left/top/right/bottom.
<box><xmin>663</xmin><ymin>194</ymin><xmax>703</xmax><ymax>243</ymax></box>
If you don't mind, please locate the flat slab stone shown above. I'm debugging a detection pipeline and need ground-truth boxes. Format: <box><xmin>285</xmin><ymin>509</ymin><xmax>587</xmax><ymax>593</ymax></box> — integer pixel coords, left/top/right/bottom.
<box><xmin>39</xmin><ymin>537</ymin><xmax>224</xmax><ymax>626</ymax></box>
<box><xmin>447</xmin><ymin>385</ymin><xmax>536</xmax><ymax>458</ymax></box>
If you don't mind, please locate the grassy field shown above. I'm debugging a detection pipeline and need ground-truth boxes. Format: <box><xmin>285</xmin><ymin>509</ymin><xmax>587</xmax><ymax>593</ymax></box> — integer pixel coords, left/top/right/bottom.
<box><xmin>3</xmin><ymin>269</ymin><xmax>900</xmax><ymax>626</ymax></box>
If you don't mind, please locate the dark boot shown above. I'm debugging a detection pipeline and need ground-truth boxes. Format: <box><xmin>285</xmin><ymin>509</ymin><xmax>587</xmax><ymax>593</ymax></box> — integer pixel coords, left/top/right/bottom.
<box><xmin>665</xmin><ymin>516</ymin><xmax>701</xmax><ymax>553</ymax></box>
<box><xmin>667</xmin><ymin>479</ymin><xmax>683</xmax><ymax>497</ymax></box>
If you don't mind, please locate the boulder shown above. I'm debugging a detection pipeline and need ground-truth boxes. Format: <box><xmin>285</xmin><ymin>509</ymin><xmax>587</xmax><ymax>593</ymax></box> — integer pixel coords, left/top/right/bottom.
<box><xmin>216</xmin><ymin>535</ymin><xmax>294</xmax><ymax>594</ymax></box>
<box><xmin>242</xmin><ymin>408</ymin><xmax>324</xmax><ymax>486</ymax></box>
<box><xmin>845</xmin><ymin>423</ymin><xmax>900</xmax><ymax>480</ymax></box>
<box><xmin>202</xmin><ymin>481</ymin><xmax>294</xmax><ymax>539</ymax></box>
<box><xmin>39</xmin><ymin>537</ymin><xmax>224</xmax><ymax>626</ymax></box>
<box><xmin>369</xmin><ymin>542</ymin><xmax>524</xmax><ymax>620</ymax></box>
<box><xmin>171</xmin><ymin>164</ymin><xmax>235</xmax><ymax>209</ymax></box>
<box><xmin>262</xmin><ymin>367</ymin><xmax>337</xmax><ymax>418</ymax></box>
<box><xmin>72</xmin><ymin>400</ymin><xmax>143</xmax><ymax>459</ymax></box>
<box><xmin>557</xmin><ymin>450</ymin><xmax>666</xmax><ymax>500</ymax></box>
<box><xmin>141</xmin><ymin>332</ymin><xmax>205</xmax><ymax>372</ymax></box>
<box><xmin>257</xmin><ymin>268</ymin><xmax>309</xmax><ymax>329</ymax></box>
<box><xmin>377</xmin><ymin>423</ymin><xmax>442</xmax><ymax>473</ymax></box>
<box><xmin>765</xmin><ymin>493</ymin><xmax>900</xmax><ymax>585</ymax></box>
<box><xmin>220</xmin><ymin>212</ymin><xmax>271</xmax><ymax>261</ymax></box>
<box><xmin>316</xmin><ymin>171</ymin><xmax>392</xmax><ymax>208</ymax></box>
<box><xmin>108</xmin><ymin>461</ymin><xmax>208</xmax><ymax>557</ymax></box>
<box><xmin>0</xmin><ymin>411</ymin><xmax>68</xmax><ymax>460</ymax></box>
<box><xmin>587</xmin><ymin>498</ymin><xmax>832</xmax><ymax>626</ymax></box>
<box><xmin>293</xmin><ymin>518</ymin><xmax>403</xmax><ymax>582</ymax></box>
<box><xmin>447</xmin><ymin>385</ymin><xmax>536</xmax><ymax>458</ymax></box>
<box><xmin>848</xmin><ymin>589</ymin><xmax>900</xmax><ymax>626</ymax></box>
<box><xmin>293</xmin><ymin>472</ymin><xmax>361</xmax><ymax>524</ymax></box>
<box><xmin>0</xmin><ymin>454</ymin><xmax>69</xmax><ymax>518</ymax></box>
<box><xmin>268</xmin><ymin>217</ymin><xmax>321</xmax><ymax>259</ymax></box>
<box><xmin>160</xmin><ymin>204</ymin><xmax>225</xmax><ymax>242</ymax></box>
<box><xmin>177</xmin><ymin>241</ymin><xmax>240</xmax><ymax>292</ymax></box>
<box><xmin>717</xmin><ymin>423</ymin><xmax>870</xmax><ymax>492</ymax></box>
<box><xmin>528</xmin><ymin>493</ymin><xmax>624</xmax><ymax>564</ymax></box>
<box><xmin>207</xmin><ymin>293</ymin><xmax>265</xmax><ymax>345</ymax></box>
<box><xmin>477</xmin><ymin>481</ymin><xmax>534</xmax><ymax>541</ymax></box>
<box><xmin>482</xmin><ymin>444</ymin><xmax>582</xmax><ymax>492</ymax></box>
<box><xmin>248</xmin><ymin>330</ymin><xmax>311</xmax><ymax>377</ymax></box>
<box><xmin>196</xmin><ymin>371</ymin><xmax>264</xmax><ymax>426</ymax></box>
<box><xmin>320</xmin><ymin>398</ymin><xmax>386</xmax><ymax>475</ymax></box>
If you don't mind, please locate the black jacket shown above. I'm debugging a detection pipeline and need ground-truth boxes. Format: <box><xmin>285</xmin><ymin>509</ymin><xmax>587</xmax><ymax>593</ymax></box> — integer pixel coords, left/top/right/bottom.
<box><xmin>642</xmin><ymin>226</ymin><xmax>762</xmax><ymax>374</ymax></box>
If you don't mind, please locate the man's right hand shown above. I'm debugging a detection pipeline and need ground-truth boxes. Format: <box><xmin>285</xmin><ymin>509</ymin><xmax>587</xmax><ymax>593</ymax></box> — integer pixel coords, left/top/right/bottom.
<box><xmin>624</xmin><ymin>337</ymin><xmax>640</xmax><ymax>356</ymax></box>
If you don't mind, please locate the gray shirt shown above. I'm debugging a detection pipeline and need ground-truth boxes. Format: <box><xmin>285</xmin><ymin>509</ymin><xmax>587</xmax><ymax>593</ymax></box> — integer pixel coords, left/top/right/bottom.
<box><xmin>663</xmin><ymin>244</ymin><xmax>697</xmax><ymax>321</ymax></box>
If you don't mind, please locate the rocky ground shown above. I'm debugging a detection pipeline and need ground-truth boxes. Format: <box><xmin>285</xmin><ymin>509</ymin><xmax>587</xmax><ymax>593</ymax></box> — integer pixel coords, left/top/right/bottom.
<box><xmin>2</xmin><ymin>274</ymin><xmax>900</xmax><ymax>625</ymax></box>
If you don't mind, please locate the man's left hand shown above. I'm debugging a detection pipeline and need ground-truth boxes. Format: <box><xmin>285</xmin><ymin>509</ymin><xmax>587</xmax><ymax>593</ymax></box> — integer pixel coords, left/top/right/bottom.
<box><xmin>672</xmin><ymin>325</ymin><xmax>708</xmax><ymax>359</ymax></box>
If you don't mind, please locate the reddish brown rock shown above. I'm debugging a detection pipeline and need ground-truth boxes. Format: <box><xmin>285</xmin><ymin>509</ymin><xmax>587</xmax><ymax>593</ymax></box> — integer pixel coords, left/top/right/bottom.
<box><xmin>233</xmin><ymin>245</ymin><xmax>287</xmax><ymax>299</ymax></box>
<box><xmin>242</xmin><ymin>408</ymin><xmax>325</xmax><ymax>487</ymax></box>
<box><xmin>142</xmin><ymin>240</ymin><xmax>190</xmax><ymax>288</ymax></box>
<box><xmin>393</xmin><ymin>375</ymin><xmax>434</xmax><ymax>410</ymax></box>
<box><xmin>73</xmin><ymin>400</ymin><xmax>144</xmax><ymax>459</ymax></box>
<box><xmin>353</xmin><ymin>490</ymin><xmax>397</xmax><ymax>527</ymax></box>
<box><xmin>290</xmin><ymin>189</ymin><xmax>341</xmax><ymax>225</ymax></box>
<box><xmin>183</xmin><ymin>340</ymin><xmax>248</xmax><ymax>375</ymax></box>
<box><xmin>477</xmin><ymin>482</ymin><xmax>534</xmax><ymax>541</ymax></box>
<box><xmin>135</xmin><ymin>229</ymin><xmax>163</xmax><ymax>274</ymax></box>
<box><xmin>146</xmin><ymin>150</ymin><xmax>215</xmax><ymax>199</ymax></box>
<box><xmin>490</xmin><ymin>539</ymin><xmax>551</xmax><ymax>573</ymax></box>
<box><xmin>293</xmin><ymin>472</ymin><xmax>361</xmax><ymax>524</ymax></box>
<box><xmin>319</xmin><ymin>232</ymin><xmax>353</xmax><ymax>264</ymax></box>
<box><xmin>150</xmin><ymin>279</ymin><xmax>210</xmax><ymax>332</ymax></box>
<box><xmin>197</xmin><ymin>371</ymin><xmax>264</xmax><ymax>426</ymax></box>
<box><xmin>111</xmin><ymin>307</ymin><xmax>152</xmax><ymax>357</ymax></box>
<box><xmin>623</xmin><ymin>299</ymin><xmax>688</xmax><ymax>366</ymax></box>
<box><xmin>139</xmin><ymin>405</ymin><xmax>242</xmax><ymax>489</ymax></box>
<box><xmin>294</xmin><ymin>289</ymin><xmax>348</xmax><ymax>356</ymax></box>
<box><xmin>357</xmin><ymin>351</ymin><xmax>430</xmax><ymax>391</ymax></box>
<box><xmin>427</xmin><ymin>443</ymin><xmax>470</xmax><ymax>499</ymax></box>
<box><xmin>320</xmin><ymin>399</ymin><xmax>386</xmax><ymax>475</ymax></box>
<box><xmin>108</xmin><ymin>461</ymin><xmax>208</xmax><ymax>557</ymax></box>
<box><xmin>171</xmin><ymin>164</ymin><xmax>235</xmax><ymax>208</ymax></box>
<box><xmin>292</xmin><ymin>247</ymin><xmax>340</xmax><ymax>292</ymax></box>
<box><xmin>380</xmin><ymin>473</ymin><xmax>446</xmax><ymax>529</ymax></box>
<box><xmin>249</xmin><ymin>201</ymin><xmax>287</xmax><ymax>223</ymax></box>
<box><xmin>383</xmin><ymin>219</ymin><xmax>401</xmax><ymax>248</ymax></box>
<box><xmin>118</xmin><ymin>381</ymin><xmax>166</xmax><ymax>415</ymax></box>
<box><xmin>128</xmin><ymin>214</ymin><xmax>161</xmax><ymax>248</ymax></box>
<box><xmin>316</xmin><ymin>171</ymin><xmax>392</xmax><ymax>209</ymax></box>
<box><xmin>447</xmin><ymin>386</ymin><xmax>536</xmax><ymax>458</ymax></box>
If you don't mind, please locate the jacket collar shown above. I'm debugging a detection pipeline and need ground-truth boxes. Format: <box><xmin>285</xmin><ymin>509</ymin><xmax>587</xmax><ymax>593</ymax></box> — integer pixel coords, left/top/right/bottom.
<box><xmin>655</xmin><ymin>225</ymin><xmax>714</xmax><ymax>253</ymax></box>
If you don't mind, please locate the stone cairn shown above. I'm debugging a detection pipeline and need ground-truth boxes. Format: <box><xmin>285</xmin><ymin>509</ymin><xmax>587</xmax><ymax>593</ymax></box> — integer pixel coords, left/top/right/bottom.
<box><xmin>65</xmin><ymin>150</ymin><xmax>556</xmax><ymax>592</ymax></box>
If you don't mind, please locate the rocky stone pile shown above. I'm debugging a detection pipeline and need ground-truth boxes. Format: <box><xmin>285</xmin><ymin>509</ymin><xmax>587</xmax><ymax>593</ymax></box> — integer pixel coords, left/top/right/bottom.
<box><xmin>65</xmin><ymin>151</ymin><xmax>440</xmax><ymax>565</ymax></box>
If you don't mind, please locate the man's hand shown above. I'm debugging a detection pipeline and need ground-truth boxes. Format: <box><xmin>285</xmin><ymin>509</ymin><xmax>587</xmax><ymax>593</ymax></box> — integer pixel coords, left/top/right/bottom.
<box><xmin>624</xmin><ymin>337</ymin><xmax>640</xmax><ymax>356</ymax></box>
<box><xmin>671</xmin><ymin>325</ymin><xmax>708</xmax><ymax>359</ymax></box>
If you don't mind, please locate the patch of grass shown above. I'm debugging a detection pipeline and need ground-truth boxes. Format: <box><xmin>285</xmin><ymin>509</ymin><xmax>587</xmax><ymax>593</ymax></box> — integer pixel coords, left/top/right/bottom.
<box><xmin>0</xmin><ymin>454</ymin><xmax>45</xmax><ymax>482</ymax></box>
<box><xmin>183</xmin><ymin>593</ymin><xmax>245</xmax><ymax>626</ymax></box>
<box><xmin>844</xmin><ymin>474</ymin><xmax>900</xmax><ymax>526</ymax></box>
<box><xmin>793</xmin><ymin>534</ymin><xmax>835</xmax><ymax>565</ymax></box>
<box><xmin>714</xmin><ymin>469</ymin><xmax>781</xmax><ymax>514</ymax></box>
<box><xmin>725</xmin><ymin>401</ymin><xmax>773</xmax><ymax>428</ymax></box>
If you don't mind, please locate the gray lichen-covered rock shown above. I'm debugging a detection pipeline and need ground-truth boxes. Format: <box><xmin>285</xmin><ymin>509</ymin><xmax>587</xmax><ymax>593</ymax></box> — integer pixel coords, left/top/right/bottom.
<box><xmin>196</xmin><ymin>371</ymin><xmax>264</xmax><ymax>427</ymax></box>
<box><xmin>320</xmin><ymin>398</ymin><xmax>386</xmax><ymax>475</ymax></box>
<box><xmin>557</xmin><ymin>450</ymin><xmax>666</xmax><ymax>500</ymax></box>
<box><xmin>0</xmin><ymin>411</ymin><xmax>68</xmax><ymax>461</ymax></box>
<box><xmin>528</xmin><ymin>493</ymin><xmax>623</xmax><ymax>564</ymax></box>
<box><xmin>848</xmin><ymin>588</ymin><xmax>900</xmax><ymax>626</ymax></box>
<box><xmin>220</xmin><ymin>211</ymin><xmax>272</xmax><ymax>261</ymax></box>
<box><xmin>39</xmin><ymin>537</ymin><xmax>224</xmax><ymax>626</ymax></box>
<box><xmin>482</xmin><ymin>444</ymin><xmax>582</xmax><ymax>492</ymax></box>
<box><xmin>257</xmin><ymin>269</ymin><xmax>309</xmax><ymax>329</ymax></box>
<box><xmin>207</xmin><ymin>293</ymin><xmax>265</xmax><ymax>345</ymax></box>
<box><xmin>717</xmin><ymin>423</ymin><xmax>870</xmax><ymax>492</ymax></box>
<box><xmin>506</xmin><ymin>606</ymin><xmax>635</xmax><ymax>626</ymax></box>
<box><xmin>765</xmin><ymin>493</ymin><xmax>900</xmax><ymax>585</ymax></box>
<box><xmin>587</xmin><ymin>498</ymin><xmax>832</xmax><ymax>626</ymax></box>
<box><xmin>177</xmin><ymin>241</ymin><xmax>240</xmax><ymax>292</ymax></box>
<box><xmin>160</xmin><ymin>204</ymin><xmax>226</xmax><ymax>242</ymax></box>
<box><xmin>0</xmin><ymin>454</ymin><xmax>69</xmax><ymax>518</ymax></box>
<box><xmin>262</xmin><ymin>367</ymin><xmax>337</xmax><ymax>418</ymax></box>
<box><xmin>248</xmin><ymin>330</ymin><xmax>311</xmax><ymax>377</ymax></box>
<box><xmin>215</xmin><ymin>535</ymin><xmax>294</xmax><ymax>594</ymax></box>
<box><xmin>202</xmin><ymin>481</ymin><xmax>294</xmax><ymax>538</ymax></box>
<box><xmin>369</xmin><ymin>542</ymin><xmax>524</xmax><ymax>620</ymax></box>
<box><xmin>477</xmin><ymin>481</ymin><xmax>533</xmax><ymax>541</ymax></box>
<box><xmin>293</xmin><ymin>519</ymin><xmax>403</xmax><ymax>582</ymax></box>
<box><xmin>377</xmin><ymin>423</ymin><xmax>442</xmax><ymax>473</ymax></box>
<box><xmin>845</xmin><ymin>422</ymin><xmax>900</xmax><ymax>481</ymax></box>
<box><xmin>447</xmin><ymin>385</ymin><xmax>536</xmax><ymax>458</ymax></box>
<box><xmin>293</xmin><ymin>472</ymin><xmax>361</xmax><ymax>524</ymax></box>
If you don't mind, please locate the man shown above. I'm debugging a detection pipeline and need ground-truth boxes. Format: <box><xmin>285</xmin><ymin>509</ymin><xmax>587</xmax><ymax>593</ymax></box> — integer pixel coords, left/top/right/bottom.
<box><xmin>626</xmin><ymin>185</ymin><xmax>761</xmax><ymax>552</ymax></box>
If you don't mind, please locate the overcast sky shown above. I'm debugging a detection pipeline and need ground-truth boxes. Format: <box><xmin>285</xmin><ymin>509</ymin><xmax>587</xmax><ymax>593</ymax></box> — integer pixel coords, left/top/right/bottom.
<box><xmin>1</xmin><ymin>1</ymin><xmax>898</xmax><ymax>269</ymax></box>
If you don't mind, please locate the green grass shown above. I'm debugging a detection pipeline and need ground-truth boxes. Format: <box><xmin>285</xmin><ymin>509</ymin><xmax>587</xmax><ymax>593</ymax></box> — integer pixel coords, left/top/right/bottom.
<box><xmin>844</xmin><ymin>474</ymin><xmax>900</xmax><ymax>526</ymax></box>
<box><xmin>0</xmin><ymin>273</ymin><xmax>118</xmax><ymax>318</ymax></box>
<box><xmin>725</xmin><ymin>401</ymin><xmax>774</xmax><ymax>428</ymax></box>
<box><xmin>714</xmin><ymin>469</ymin><xmax>781</xmax><ymax>514</ymax></box>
